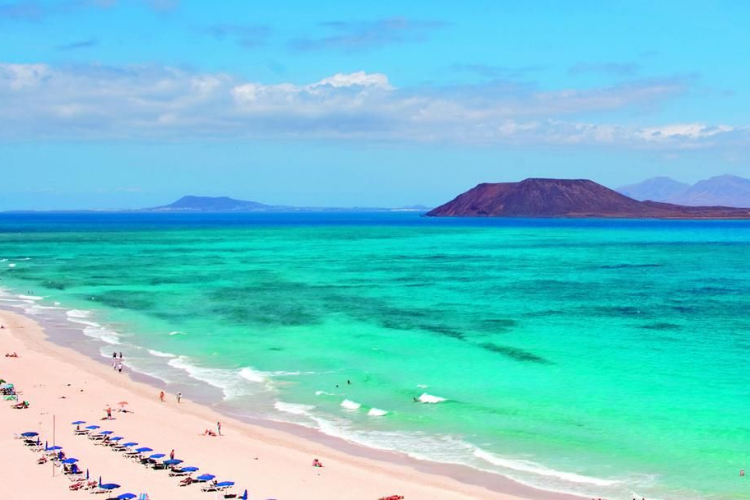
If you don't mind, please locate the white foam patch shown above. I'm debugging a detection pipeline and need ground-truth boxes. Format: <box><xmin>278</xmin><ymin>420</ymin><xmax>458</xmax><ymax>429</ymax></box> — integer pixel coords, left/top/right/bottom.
<box><xmin>168</xmin><ymin>356</ymin><xmax>272</xmax><ymax>400</ymax></box>
<box><xmin>473</xmin><ymin>448</ymin><xmax>621</xmax><ymax>487</ymax></box>
<box><xmin>168</xmin><ymin>331</ymin><xmax>185</xmax><ymax>336</ymax></box>
<box><xmin>8</xmin><ymin>263</ymin><xmax>16</xmax><ymax>268</ymax></box>
<box><xmin>67</xmin><ymin>309</ymin><xmax>92</xmax><ymax>319</ymax></box>
<box><xmin>367</xmin><ymin>408</ymin><xmax>388</xmax><ymax>417</ymax></box>
<box><xmin>340</xmin><ymin>399</ymin><xmax>361</xmax><ymax>410</ymax></box>
<box><xmin>82</xmin><ymin>325</ymin><xmax>120</xmax><ymax>345</ymax></box>
<box><xmin>418</xmin><ymin>393</ymin><xmax>446</xmax><ymax>404</ymax></box>
<box><xmin>274</xmin><ymin>401</ymin><xmax>316</xmax><ymax>416</ymax></box>
<box><xmin>315</xmin><ymin>390</ymin><xmax>335</xmax><ymax>396</ymax></box>
<box><xmin>147</xmin><ymin>349</ymin><xmax>176</xmax><ymax>358</ymax></box>
<box><xmin>417</xmin><ymin>384</ymin><xmax>429</xmax><ymax>388</ymax></box>
<box><xmin>239</xmin><ymin>367</ymin><xmax>269</xmax><ymax>384</ymax></box>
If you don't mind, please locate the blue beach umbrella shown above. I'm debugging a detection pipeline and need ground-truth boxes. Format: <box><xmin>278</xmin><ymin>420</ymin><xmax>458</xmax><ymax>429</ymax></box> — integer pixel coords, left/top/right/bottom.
<box><xmin>99</xmin><ymin>483</ymin><xmax>120</xmax><ymax>490</ymax></box>
<box><xmin>148</xmin><ymin>453</ymin><xmax>165</xmax><ymax>460</ymax></box>
<box><xmin>135</xmin><ymin>447</ymin><xmax>152</xmax><ymax>453</ymax></box>
<box><xmin>196</xmin><ymin>474</ymin><xmax>215</xmax><ymax>481</ymax></box>
<box><xmin>45</xmin><ymin>445</ymin><xmax>63</xmax><ymax>451</ymax></box>
<box><xmin>122</xmin><ymin>442</ymin><xmax>138</xmax><ymax>447</ymax></box>
<box><xmin>86</xmin><ymin>469</ymin><xmax>89</xmax><ymax>480</ymax></box>
<box><xmin>163</xmin><ymin>459</ymin><xmax>183</xmax><ymax>466</ymax></box>
<box><xmin>99</xmin><ymin>430</ymin><xmax>113</xmax><ymax>435</ymax></box>
<box><xmin>71</xmin><ymin>420</ymin><xmax>85</xmax><ymax>425</ymax></box>
<box><xmin>110</xmin><ymin>436</ymin><xmax>123</xmax><ymax>441</ymax></box>
<box><xmin>180</xmin><ymin>466</ymin><xmax>199</xmax><ymax>472</ymax></box>
<box><xmin>21</xmin><ymin>431</ymin><xmax>38</xmax><ymax>437</ymax></box>
<box><xmin>240</xmin><ymin>489</ymin><xmax>248</xmax><ymax>500</ymax></box>
<box><xmin>61</xmin><ymin>458</ymin><xmax>79</xmax><ymax>464</ymax></box>
<box><xmin>85</xmin><ymin>425</ymin><xmax>100</xmax><ymax>430</ymax></box>
<box><xmin>216</xmin><ymin>481</ymin><xmax>235</xmax><ymax>487</ymax></box>
<box><xmin>116</xmin><ymin>494</ymin><xmax>136</xmax><ymax>500</ymax></box>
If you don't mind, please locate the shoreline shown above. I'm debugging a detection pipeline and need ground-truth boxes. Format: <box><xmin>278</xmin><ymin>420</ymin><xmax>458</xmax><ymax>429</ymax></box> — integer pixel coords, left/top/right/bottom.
<box><xmin>0</xmin><ymin>308</ymin><xmax>586</xmax><ymax>500</ymax></box>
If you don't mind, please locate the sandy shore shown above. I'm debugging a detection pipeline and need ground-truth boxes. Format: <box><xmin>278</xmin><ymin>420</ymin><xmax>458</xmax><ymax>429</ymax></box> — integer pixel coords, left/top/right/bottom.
<box><xmin>0</xmin><ymin>310</ymin><xmax>582</xmax><ymax>500</ymax></box>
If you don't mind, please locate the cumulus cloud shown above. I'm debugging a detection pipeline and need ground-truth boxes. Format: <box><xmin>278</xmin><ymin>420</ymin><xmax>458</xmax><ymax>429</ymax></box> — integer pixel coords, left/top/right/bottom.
<box><xmin>290</xmin><ymin>17</ymin><xmax>447</xmax><ymax>52</ymax></box>
<box><xmin>0</xmin><ymin>61</ymin><xmax>743</xmax><ymax>149</ymax></box>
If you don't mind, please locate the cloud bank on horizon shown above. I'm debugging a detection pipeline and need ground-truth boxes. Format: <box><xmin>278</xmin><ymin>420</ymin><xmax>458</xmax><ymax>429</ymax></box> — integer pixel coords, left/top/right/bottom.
<box><xmin>0</xmin><ymin>62</ymin><xmax>742</xmax><ymax>149</ymax></box>
<box><xmin>1</xmin><ymin>0</ymin><xmax>750</xmax><ymax>209</ymax></box>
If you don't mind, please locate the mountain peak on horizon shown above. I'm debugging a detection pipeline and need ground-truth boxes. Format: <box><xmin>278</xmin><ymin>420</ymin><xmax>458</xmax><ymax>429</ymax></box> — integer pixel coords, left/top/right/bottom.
<box><xmin>617</xmin><ymin>174</ymin><xmax>750</xmax><ymax>208</ymax></box>
<box><xmin>153</xmin><ymin>195</ymin><xmax>272</xmax><ymax>212</ymax></box>
<box><xmin>427</xmin><ymin>178</ymin><xmax>750</xmax><ymax>219</ymax></box>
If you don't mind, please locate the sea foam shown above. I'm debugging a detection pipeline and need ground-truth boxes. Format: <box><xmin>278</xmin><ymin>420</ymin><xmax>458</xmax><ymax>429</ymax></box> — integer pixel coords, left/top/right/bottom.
<box><xmin>473</xmin><ymin>448</ymin><xmax>621</xmax><ymax>487</ymax></box>
<box><xmin>418</xmin><ymin>393</ymin><xmax>446</xmax><ymax>404</ymax></box>
<box><xmin>275</xmin><ymin>401</ymin><xmax>316</xmax><ymax>416</ymax></box>
<box><xmin>340</xmin><ymin>399</ymin><xmax>361</xmax><ymax>410</ymax></box>
<box><xmin>367</xmin><ymin>408</ymin><xmax>388</xmax><ymax>417</ymax></box>
<box><xmin>147</xmin><ymin>349</ymin><xmax>176</xmax><ymax>358</ymax></box>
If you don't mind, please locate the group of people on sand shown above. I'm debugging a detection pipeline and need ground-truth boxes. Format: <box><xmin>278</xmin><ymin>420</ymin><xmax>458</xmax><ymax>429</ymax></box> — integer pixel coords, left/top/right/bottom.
<box><xmin>202</xmin><ymin>421</ymin><xmax>222</xmax><ymax>437</ymax></box>
<box><xmin>112</xmin><ymin>351</ymin><xmax>124</xmax><ymax>373</ymax></box>
<box><xmin>159</xmin><ymin>390</ymin><xmax>183</xmax><ymax>404</ymax></box>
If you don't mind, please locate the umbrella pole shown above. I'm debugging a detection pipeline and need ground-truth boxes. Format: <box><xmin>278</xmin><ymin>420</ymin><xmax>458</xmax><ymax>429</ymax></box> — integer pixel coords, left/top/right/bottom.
<box><xmin>52</xmin><ymin>415</ymin><xmax>55</xmax><ymax>477</ymax></box>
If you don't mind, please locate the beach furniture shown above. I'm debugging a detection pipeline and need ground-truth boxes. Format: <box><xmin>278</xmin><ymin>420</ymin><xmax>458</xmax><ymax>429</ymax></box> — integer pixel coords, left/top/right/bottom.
<box><xmin>169</xmin><ymin>466</ymin><xmax>198</xmax><ymax>477</ymax></box>
<box><xmin>200</xmin><ymin>480</ymin><xmax>220</xmax><ymax>492</ymax></box>
<box><xmin>94</xmin><ymin>483</ymin><xmax>121</xmax><ymax>495</ymax></box>
<box><xmin>143</xmin><ymin>453</ymin><xmax>165</xmax><ymax>467</ymax></box>
<box><xmin>116</xmin><ymin>494</ymin><xmax>137</xmax><ymax>500</ymax></box>
<box><xmin>114</xmin><ymin>441</ymin><xmax>138</xmax><ymax>452</ymax></box>
<box><xmin>215</xmin><ymin>481</ymin><xmax>235</xmax><ymax>492</ymax></box>
<box><xmin>163</xmin><ymin>458</ymin><xmax>183</xmax><ymax>469</ymax></box>
<box><xmin>178</xmin><ymin>476</ymin><xmax>194</xmax><ymax>487</ymax></box>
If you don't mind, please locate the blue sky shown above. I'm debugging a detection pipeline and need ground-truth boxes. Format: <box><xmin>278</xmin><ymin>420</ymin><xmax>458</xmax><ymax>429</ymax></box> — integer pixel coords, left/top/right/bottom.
<box><xmin>1</xmin><ymin>0</ymin><xmax>749</xmax><ymax>209</ymax></box>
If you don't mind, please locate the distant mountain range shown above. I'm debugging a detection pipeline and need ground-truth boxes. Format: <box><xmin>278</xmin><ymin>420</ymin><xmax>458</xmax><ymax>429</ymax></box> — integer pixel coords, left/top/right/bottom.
<box><xmin>149</xmin><ymin>196</ymin><xmax>429</xmax><ymax>213</ymax></box>
<box><xmin>426</xmin><ymin>178</ymin><xmax>750</xmax><ymax>219</ymax></box>
<box><xmin>617</xmin><ymin>174</ymin><xmax>750</xmax><ymax>208</ymax></box>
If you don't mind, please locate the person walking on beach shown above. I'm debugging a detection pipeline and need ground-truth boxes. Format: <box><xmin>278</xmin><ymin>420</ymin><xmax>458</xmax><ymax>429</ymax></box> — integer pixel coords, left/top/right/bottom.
<box><xmin>177</xmin><ymin>392</ymin><xmax>182</xmax><ymax>404</ymax></box>
<box><xmin>112</xmin><ymin>352</ymin><xmax>117</xmax><ymax>370</ymax></box>
<box><xmin>170</xmin><ymin>449</ymin><xmax>175</xmax><ymax>460</ymax></box>
<box><xmin>217</xmin><ymin>421</ymin><xmax>222</xmax><ymax>436</ymax></box>
<box><xmin>159</xmin><ymin>391</ymin><xmax>165</xmax><ymax>402</ymax></box>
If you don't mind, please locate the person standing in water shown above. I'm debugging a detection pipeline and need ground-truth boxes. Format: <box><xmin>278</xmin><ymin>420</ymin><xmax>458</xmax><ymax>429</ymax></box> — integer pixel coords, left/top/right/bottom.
<box><xmin>177</xmin><ymin>392</ymin><xmax>182</xmax><ymax>404</ymax></box>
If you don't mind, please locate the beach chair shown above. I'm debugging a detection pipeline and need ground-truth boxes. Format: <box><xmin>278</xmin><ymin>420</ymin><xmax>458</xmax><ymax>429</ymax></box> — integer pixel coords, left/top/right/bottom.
<box><xmin>69</xmin><ymin>481</ymin><xmax>85</xmax><ymax>491</ymax></box>
<box><xmin>200</xmin><ymin>483</ymin><xmax>219</xmax><ymax>493</ymax></box>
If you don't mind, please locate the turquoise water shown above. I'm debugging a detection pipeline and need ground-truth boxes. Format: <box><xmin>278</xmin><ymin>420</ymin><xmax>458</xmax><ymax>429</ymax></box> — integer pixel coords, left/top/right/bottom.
<box><xmin>1</xmin><ymin>212</ymin><xmax>750</xmax><ymax>499</ymax></box>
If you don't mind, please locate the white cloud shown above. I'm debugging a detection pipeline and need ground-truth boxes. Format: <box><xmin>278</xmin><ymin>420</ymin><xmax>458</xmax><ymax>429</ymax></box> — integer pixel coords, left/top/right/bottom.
<box><xmin>0</xmin><ymin>61</ymin><xmax>744</xmax><ymax>150</ymax></box>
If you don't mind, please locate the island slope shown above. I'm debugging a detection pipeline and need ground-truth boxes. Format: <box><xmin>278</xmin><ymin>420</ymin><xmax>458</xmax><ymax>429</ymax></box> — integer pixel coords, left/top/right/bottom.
<box><xmin>426</xmin><ymin>178</ymin><xmax>750</xmax><ymax>219</ymax></box>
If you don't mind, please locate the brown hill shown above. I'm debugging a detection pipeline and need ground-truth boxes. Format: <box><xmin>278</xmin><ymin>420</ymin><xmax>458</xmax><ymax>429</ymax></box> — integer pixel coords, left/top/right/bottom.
<box><xmin>426</xmin><ymin>178</ymin><xmax>750</xmax><ymax>219</ymax></box>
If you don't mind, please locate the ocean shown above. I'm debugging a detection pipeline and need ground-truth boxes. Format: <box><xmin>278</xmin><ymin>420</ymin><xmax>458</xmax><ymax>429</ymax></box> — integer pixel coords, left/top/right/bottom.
<box><xmin>1</xmin><ymin>211</ymin><xmax>749</xmax><ymax>499</ymax></box>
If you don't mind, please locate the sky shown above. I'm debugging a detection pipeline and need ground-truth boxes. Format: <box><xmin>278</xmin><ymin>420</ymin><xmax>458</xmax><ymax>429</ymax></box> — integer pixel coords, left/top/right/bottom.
<box><xmin>1</xmin><ymin>0</ymin><xmax>750</xmax><ymax>209</ymax></box>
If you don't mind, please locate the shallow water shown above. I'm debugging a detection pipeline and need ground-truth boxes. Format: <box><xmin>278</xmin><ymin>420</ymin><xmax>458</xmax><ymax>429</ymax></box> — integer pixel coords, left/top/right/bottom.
<box><xmin>1</xmin><ymin>212</ymin><xmax>749</xmax><ymax>499</ymax></box>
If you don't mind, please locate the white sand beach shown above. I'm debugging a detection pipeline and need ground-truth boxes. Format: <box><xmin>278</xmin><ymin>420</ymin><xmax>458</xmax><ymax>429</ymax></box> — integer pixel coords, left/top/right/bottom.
<box><xmin>0</xmin><ymin>310</ymin><xmax>584</xmax><ymax>500</ymax></box>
